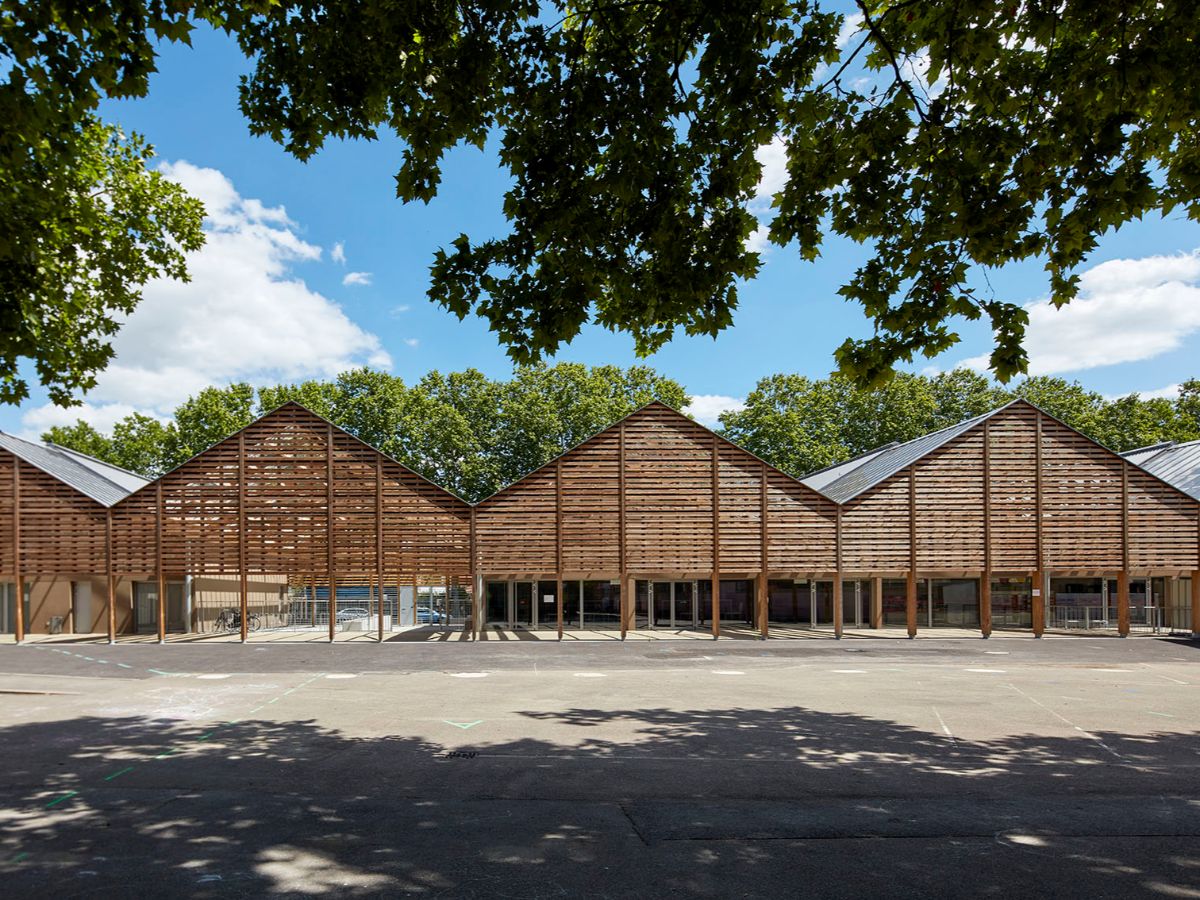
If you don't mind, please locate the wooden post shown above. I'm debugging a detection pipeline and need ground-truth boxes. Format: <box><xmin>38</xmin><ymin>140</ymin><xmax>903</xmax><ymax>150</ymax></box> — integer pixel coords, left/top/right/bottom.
<box><xmin>980</xmin><ymin>574</ymin><xmax>992</xmax><ymax>638</ymax></box>
<box><xmin>11</xmin><ymin>459</ymin><xmax>23</xmax><ymax>643</ymax></box>
<box><xmin>756</xmin><ymin>571</ymin><xmax>768</xmax><ymax>640</ymax></box>
<box><xmin>238</xmin><ymin>431</ymin><xmax>248</xmax><ymax>643</ymax></box>
<box><xmin>832</xmin><ymin>576</ymin><xmax>844</xmax><ymax>640</ymax></box>
<box><xmin>156</xmin><ymin>481</ymin><xmax>166</xmax><ymax>643</ymax></box>
<box><xmin>1032</xmin><ymin>572</ymin><xmax>1045</xmax><ymax>637</ymax></box>
<box><xmin>556</xmin><ymin>576</ymin><xmax>563</xmax><ymax>640</ymax></box>
<box><xmin>906</xmin><ymin>570</ymin><xmax>917</xmax><ymax>639</ymax></box>
<box><xmin>1117</xmin><ymin>570</ymin><xmax>1130</xmax><ymax>637</ymax></box>
<box><xmin>327</xmin><ymin>424</ymin><xmax>335</xmax><ymax>643</ymax></box>
<box><xmin>106</xmin><ymin>509</ymin><xmax>116</xmax><ymax>643</ymax></box>
<box><xmin>871</xmin><ymin>576</ymin><xmax>882</xmax><ymax>628</ymax></box>
<box><xmin>376</xmin><ymin>457</ymin><xmax>385</xmax><ymax>643</ymax></box>
<box><xmin>759</xmin><ymin>463</ymin><xmax>769</xmax><ymax>639</ymax></box>
<box><xmin>711</xmin><ymin>435</ymin><xmax>721</xmax><ymax>639</ymax></box>
<box><xmin>1191</xmin><ymin>570</ymin><xmax>1199</xmax><ymax>639</ymax></box>
<box><xmin>907</xmin><ymin>466</ymin><xmax>917</xmax><ymax>638</ymax></box>
<box><xmin>468</xmin><ymin>506</ymin><xmax>477</xmax><ymax>639</ymax></box>
<box><xmin>618</xmin><ymin>422</ymin><xmax>627</xmax><ymax>639</ymax></box>
<box><xmin>623</xmin><ymin>575</ymin><xmax>635</xmax><ymax>636</ymax></box>
<box><xmin>982</xmin><ymin>419</ymin><xmax>992</xmax><ymax>640</ymax></box>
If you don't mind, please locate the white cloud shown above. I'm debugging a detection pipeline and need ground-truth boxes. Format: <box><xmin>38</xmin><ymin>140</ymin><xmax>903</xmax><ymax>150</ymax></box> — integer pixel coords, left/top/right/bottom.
<box><xmin>746</xmin><ymin>222</ymin><xmax>772</xmax><ymax>254</ymax></box>
<box><xmin>685</xmin><ymin>394</ymin><xmax>747</xmax><ymax>426</ymax></box>
<box><xmin>21</xmin><ymin>161</ymin><xmax>391</xmax><ymax>434</ymax></box>
<box><xmin>1105</xmin><ymin>384</ymin><xmax>1181</xmax><ymax>402</ymax></box>
<box><xmin>331</xmin><ymin>241</ymin><xmax>346</xmax><ymax>265</ymax></box>
<box><xmin>390</xmin><ymin>304</ymin><xmax>411</xmax><ymax>316</ymax></box>
<box><xmin>836</xmin><ymin>12</ymin><xmax>865</xmax><ymax>50</ymax></box>
<box><xmin>342</xmin><ymin>271</ymin><xmax>372</xmax><ymax>287</ymax></box>
<box><xmin>746</xmin><ymin>136</ymin><xmax>789</xmax><ymax>254</ymax></box>
<box><xmin>960</xmin><ymin>250</ymin><xmax>1200</xmax><ymax>376</ymax></box>
<box><xmin>402</xmin><ymin>338</ymin><xmax>419</xmax><ymax>348</ymax></box>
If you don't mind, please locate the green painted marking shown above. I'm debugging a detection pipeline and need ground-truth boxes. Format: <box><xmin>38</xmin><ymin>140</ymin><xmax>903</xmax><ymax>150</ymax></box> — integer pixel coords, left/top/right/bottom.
<box><xmin>154</xmin><ymin>748</ymin><xmax>178</xmax><ymax>759</ymax></box>
<box><xmin>12</xmin><ymin>852</ymin><xmax>29</xmax><ymax>863</ymax></box>
<box><xmin>116</xmin><ymin>663</ymin><xmax>132</xmax><ymax>669</ymax></box>
<box><xmin>197</xmin><ymin>732</ymin><xmax>215</xmax><ymax>741</ymax></box>
<box><xmin>103</xmin><ymin>766</ymin><xmax>134</xmax><ymax>781</ymax></box>
<box><xmin>444</xmin><ymin>720</ymin><xmax>483</xmax><ymax>730</ymax></box>
<box><xmin>148</xmin><ymin>669</ymin><xmax>170</xmax><ymax>676</ymax></box>
<box><xmin>45</xmin><ymin>790</ymin><xmax>78</xmax><ymax>808</ymax></box>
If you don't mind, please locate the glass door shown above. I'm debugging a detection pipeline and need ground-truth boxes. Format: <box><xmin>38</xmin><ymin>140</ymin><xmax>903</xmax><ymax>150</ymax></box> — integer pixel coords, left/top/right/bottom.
<box><xmin>514</xmin><ymin>581</ymin><xmax>534</xmax><ymax>627</ymax></box>
<box><xmin>652</xmin><ymin>581</ymin><xmax>672</xmax><ymax>627</ymax></box>
<box><xmin>485</xmin><ymin>581</ymin><xmax>508</xmax><ymax>626</ymax></box>
<box><xmin>674</xmin><ymin>582</ymin><xmax>696</xmax><ymax>628</ymax></box>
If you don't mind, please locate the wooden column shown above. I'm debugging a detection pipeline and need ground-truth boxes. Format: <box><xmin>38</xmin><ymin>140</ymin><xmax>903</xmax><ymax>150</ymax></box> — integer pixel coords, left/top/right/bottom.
<box><xmin>711</xmin><ymin>435</ymin><xmax>721</xmax><ymax>639</ymax></box>
<box><xmin>105</xmin><ymin>509</ymin><xmax>116</xmax><ymax>643</ymax></box>
<box><xmin>980</xmin><ymin>575</ymin><xmax>992</xmax><ymax>638</ymax></box>
<box><xmin>556</xmin><ymin>458</ymin><xmax>564</xmax><ymax>640</ymax></box>
<box><xmin>11</xmin><ymin>459</ymin><xmax>23</xmax><ymax>643</ymax></box>
<box><xmin>238</xmin><ymin>431</ymin><xmax>249</xmax><ymax>643</ymax></box>
<box><xmin>156</xmin><ymin>481</ymin><xmax>166</xmax><ymax>643</ymax></box>
<box><xmin>755</xmin><ymin>572</ymin><xmax>768</xmax><ymax>639</ymax></box>
<box><xmin>618</xmin><ymin>422</ymin><xmax>627</xmax><ymax>639</ymax></box>
<box><xmin>1191</xmin><ymin>570</ymin><xmax>1200</xmax><ymax>638</ymax></box>
<box><xmin>623</xmin><ymin>575</ymin><xmax>636</xmax><ymax>636</ymax></box>
<box><xmin>906</xmin><ymin>570</ymin><xmax>917</xmax><ymax>639</ymax></box>
<box><xmin>870</xmin><ymin>576</ymin><xmax>883</xmax><ymax>629</ymax></box>
<box><xmin>833</xmin><ymin>505</ymin><xmax>843</xmax><ymax>639</ymax></box>
<box><xmin>1117</xmin><ymin>570</ymin><xmax>1131</xmax><ymax>637</ymax></box>
<box><xmin>468</xmin><ymin>505</ymin><xmax>477</xmax><ymax>639</ymax></box>
<box><xmin>1034</xmin><ymin>412</ymin><xmax>1044</xmax><ymax>637</ymax></box>
<box><xmin>376</xmin><ymin>456</ymin><xmax>385</xmax><ymax>642</ymax></box>
<box><xmin>907</xmin><ymin>466</ymin><xmax>917</xmax><ymax>638</ymax></box>
<box><xmin>759</xmin><ymin>463</ymin><xmax>769</xmax><ymax>638</ymax></box>
<box><xmin>327</xmin><ymin>424</ymin><xmax>336</xmax><ymax>643</ymax></box>
<box><xmin>1032</xmin><ymin>571</ymin><xmax>1045</xmax><ymax>637</ymax></box>
<box><xmin>982</xmin><ymin>420</ymin><xmax>992</xmax><ymax>638</ymax></box>
<box><xmin>832</xmin><ymin>576</ymin><xmax>844</xmax><ymax>640</ymax></box>
<box><xmin>310</xmin><ymin>574</ymin><xmax>317</xmax><ymax>628</ymax></box>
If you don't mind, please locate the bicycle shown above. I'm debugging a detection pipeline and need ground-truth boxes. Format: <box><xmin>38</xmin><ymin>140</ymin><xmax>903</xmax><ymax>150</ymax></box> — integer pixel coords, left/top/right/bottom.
<box><xmin>214</xmin><ymin>608</ymin><xmax>262</xmax><ymax>633</ymax></box>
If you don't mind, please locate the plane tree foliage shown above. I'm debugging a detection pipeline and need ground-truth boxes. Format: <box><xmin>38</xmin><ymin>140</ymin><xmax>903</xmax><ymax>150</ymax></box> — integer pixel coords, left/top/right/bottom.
<box><xmin>6</xmin><ymin>1</ymin><xmax>1200</xmax><ymax>410</ymax></box>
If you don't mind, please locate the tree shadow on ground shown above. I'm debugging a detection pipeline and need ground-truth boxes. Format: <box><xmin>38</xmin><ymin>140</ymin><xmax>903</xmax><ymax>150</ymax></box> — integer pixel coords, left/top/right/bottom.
<box><xmin>0</xmin><ymin>704</ymin><xmax>1198</xmax><ymax>898</ymax></box>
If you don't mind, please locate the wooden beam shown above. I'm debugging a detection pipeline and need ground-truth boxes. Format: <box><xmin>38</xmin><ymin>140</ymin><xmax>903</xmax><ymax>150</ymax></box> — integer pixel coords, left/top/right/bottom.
<box><xmin>156</xmin><ymin>481</ymin><xmax>165</xmax><ymax>643</ymax></box>
<box><xmin>906</xmin><ymin>569</ymin><xmax>917</xmax><ymax>639</ymax></box>
<box><xmin>376</xmin><ymin>456</ymin><xmax>385</xmax><ymax>643</ymax></box>
<box><xmin>327</xmin><ymin>423</ymin><xmax>335</xmax><ymax>643</ymax></box>
<box><xmin>1121</xmin><ymin>462</ymin><xmax>1130</xmax><ymax>574</ymax></box>
<box><xmin>1117</xmin><ymin>570</ymin><xmax>1130</xmax><ymax>637</ymax></box>
<box><xmin>239</xmin><ymin>431</ymin><xmax>248</xmax><ymax>643</ymax></box>
<box><xmin>711</xmin><ymin>434</ymin><xmax>720</xmax><ymax>639</ymax></box>
<box><xmin>623</xmin><ymin>574</ymin><xmax>636</xmax><ymax>635</ymax></box>
<box><xmin>556</xmin><ymin>575</ymin><xmax>563</xmax><ymax>640</ymax></box>
<box><xmin>870</xmin><ymin>576</ymin><xmax>883</xmax><ymax>629</ymax></box>
<box><xmin>469</xmin><ymin>506</ymin><xmax>478</xmax><ymax>638</ymax></box>
<box><xmin>1035</xmin><ymin>412</ymin><xmax>1044</xmax><ymax>573</ymax></box>
<box><xmin>11</xmin><ymin>458</ymin><xmax>22</xmax><ymax>643</ymax></box>
<box><xmin>756</xmin><ymin>571</ymin><xmax>768</xmax><ymax>639</ymax></box>
<box><xmin>106</xmin><ymin>509</ymin><xmax>115</xmax><ymax>643</ymax></box>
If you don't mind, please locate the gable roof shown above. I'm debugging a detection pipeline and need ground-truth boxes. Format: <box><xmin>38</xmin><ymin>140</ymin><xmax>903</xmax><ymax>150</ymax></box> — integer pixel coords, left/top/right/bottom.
<box><xmin>1122</xmin><ymin>439</ymin><xmax>1200</xmax><ymax>501</ymax></box>
<box><xmin>475</xmin><ymin>400</ymin><xmax>833</xmax><ymax>507</ymax></box>
<box><xmin>800</xmin><ymin>403</ymin><xmax>1016</xmax><ymax>504</ymax></box>
<box><xmin>0</xmin><ymin>432</ymin><xmax>150</xmax><ymax>507</ymax></box>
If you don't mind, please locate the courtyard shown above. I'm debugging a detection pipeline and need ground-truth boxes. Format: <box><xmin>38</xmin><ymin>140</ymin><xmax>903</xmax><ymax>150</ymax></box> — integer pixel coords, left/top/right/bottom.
<box><xmin>0</xmin><ymin>634</ymin><xmax>1198</xmax><ymax>897</ymax></box>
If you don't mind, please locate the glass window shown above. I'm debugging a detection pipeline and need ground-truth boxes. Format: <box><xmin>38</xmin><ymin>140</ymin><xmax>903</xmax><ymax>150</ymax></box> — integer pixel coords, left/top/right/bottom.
<box><xmin>991</xmin><ymin>578</ymin><xmax>1031</xmax><ymax>628</ymax></box>
<box><xmin>931</xmin><ymin>578</ymin><xmax>979</xmax><ymax>627</ymax></box>
<box><xmin>582</xmin><ymin>580</ymin><xmax>621</xmax><ymax>628</ymax></box>
<box><xmin>719</xmin><ymin>580</ymin><xmax>753</xmax><ymax>624</ymax></box>
<box><xmin>485</xmin><ymin>581</ymin><xmax>508</xmax><ymax>624</ymax></box>
<box><xmin>768</xmin><ymin>580</ymin><xmax>809</xmax><ymax>623</ymax></box>
<box><xmin>882</xmin><ymin>579</ymin><xmax>908</xmax><ymax>626</ymax></box>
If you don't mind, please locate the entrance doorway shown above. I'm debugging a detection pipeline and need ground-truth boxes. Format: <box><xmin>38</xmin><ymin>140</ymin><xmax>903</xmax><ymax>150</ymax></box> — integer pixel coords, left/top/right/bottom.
<box><xmin>484</xmin><ymin>580</ymin><xmax>558</xmax><ymax>629</ymax></box>
<box><xmin>635</xmin><ymin>581</ymin><xmax>698</xmax><ymax>629</ymax></box>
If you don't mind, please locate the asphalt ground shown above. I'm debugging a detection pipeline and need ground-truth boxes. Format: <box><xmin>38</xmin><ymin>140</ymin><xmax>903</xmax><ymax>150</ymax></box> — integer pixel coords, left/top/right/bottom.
<box><xmin>0</xmin><ymin>633</ymin><xmax>1198</xmax><ymax>898</ymax></box>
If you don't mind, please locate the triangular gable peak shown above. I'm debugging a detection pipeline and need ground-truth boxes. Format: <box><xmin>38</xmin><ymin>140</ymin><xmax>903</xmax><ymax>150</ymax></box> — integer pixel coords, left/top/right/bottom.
<box><xmin>476</xmin><ymin>400</ymin><xmax>831</xmax><ymax>506</ymax></box>
<box><xmin>116</xmin><ymin>400</ymin><xmax>471</xmax><ymax>508</ymax></box>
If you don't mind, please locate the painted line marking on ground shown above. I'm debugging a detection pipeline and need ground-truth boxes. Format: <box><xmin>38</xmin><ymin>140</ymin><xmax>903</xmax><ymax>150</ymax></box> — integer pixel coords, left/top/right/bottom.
<box><xmin>984</xmin><ymin>651</ymin><xmax>1009</xmax><ymax>655</ymax></box>
<box><xmin>931</xmin><ymin>706</ymin><xmax>957</xmax><ymax>744</ymax></box>
<box><xmin>325</xmin><ymin>673</ymin><xmax>357</xmax><ymax>679</ymax></box>
<box><xmin>965</xmin><ymin>668</ymin><xmax>1007</xmax><ymax>673</ymax></box>
<box><xmin>830</xmin><ymin>669</ymin><xmax>867</xmax><ymax>674</ymax></box>
<box><xmin>711</xmin><ymin>670</ymin><xmax>746</xmax><ymax>676</ymax></box>
<box><xmin>1148</xmin><ymin>711</ymin><xmax>1176</xmax><ymax>718</ymax></box>
<box><xmin>448</xmin><ymin>672</ymin><xmax>488</xmax><ymax>678</ymax></box>
<box><xmin>103</xmin><ymin>766</ymin><xmax>135</xmax><ymax>781</ymax></box>
<box><xmin>573</xmin><ymin>672</ymin><xmax>607</xmax><ymax>678</ymax></box>
<box><xmin>44</xmin><ymin>791</ymin><xmax>78</xmax><ymax>809</ymax></box>
<box><xmin>197</xmin><ymin>674</ymin><xmax>230</xmax><ymax>680</ymax></box>
<box><xmin>444</xmin><ymin>720</ymin><xmax>483</xmax><ymax>730</ymax></box>
<box><xmin>116</xmin><ymin>663</ymin><xmax>132</xmax><ymax>669</ymax></box>
<box><xmin>1006</xmin><ymin>682</ymin><xmax>1124</xmax><ymax>761</ymax></box>
<box><xmin>12</xmin><ymin>851</ymin><xmax>29</xmax><ymax>863</ymax></box>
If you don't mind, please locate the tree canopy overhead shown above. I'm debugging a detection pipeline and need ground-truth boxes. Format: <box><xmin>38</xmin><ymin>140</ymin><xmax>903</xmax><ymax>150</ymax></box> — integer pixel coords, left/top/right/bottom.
<box><xmin>4</xmin><ymin>1</ymin><xmax>1197</xmax><ymax>408</ymax></box>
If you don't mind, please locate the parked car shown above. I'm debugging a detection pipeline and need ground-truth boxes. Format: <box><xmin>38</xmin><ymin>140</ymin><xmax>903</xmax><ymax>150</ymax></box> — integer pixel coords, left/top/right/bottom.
<box><xmin>416</xmin><ymin>606</ymin><xmax>443</xmax><ymax>625</ymax></box>
<box><xmin>335</xmin><ymin>607</ymin><xmax>370</xmax><ymax>623</ymax></box>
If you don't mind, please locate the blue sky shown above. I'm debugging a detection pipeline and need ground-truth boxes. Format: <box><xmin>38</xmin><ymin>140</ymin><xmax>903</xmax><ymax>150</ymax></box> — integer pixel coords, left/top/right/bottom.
<box><xmin>6</xmin><ymin>20</ymin><xmax>1200</xmax><ymax>436</ymax></box>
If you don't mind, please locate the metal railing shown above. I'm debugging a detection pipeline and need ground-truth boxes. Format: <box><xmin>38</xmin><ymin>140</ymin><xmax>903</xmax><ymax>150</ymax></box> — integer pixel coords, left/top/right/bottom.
<box><xmin>1047</xmin><ymin>605</ymin><xmax>1163</xmax><ymax>634</ymax></box>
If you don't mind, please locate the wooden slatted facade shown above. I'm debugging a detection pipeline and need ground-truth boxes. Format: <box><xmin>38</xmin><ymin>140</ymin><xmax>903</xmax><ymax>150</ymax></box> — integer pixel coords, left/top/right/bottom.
<box><xmin>3</xmin><ymin>398</ymin><xmax>1198</xmax><ymax>640</ymax></box>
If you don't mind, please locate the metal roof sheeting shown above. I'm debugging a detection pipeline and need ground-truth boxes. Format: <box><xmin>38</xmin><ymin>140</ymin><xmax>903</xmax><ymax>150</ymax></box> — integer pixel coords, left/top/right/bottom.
<box><xmin>0</xmin><ymin>432</ymin><xmax>149</xmax><ymax>507</ymax></box>
<box><xmin>1123</xmin><ymin>439</ymin><xmax>1200</xmax><ymax>501</ymax></box>
<box><xmin>801</xmin><ymin>403</ymin><xmax>1018</xmax><ymax>504</ymax></box>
